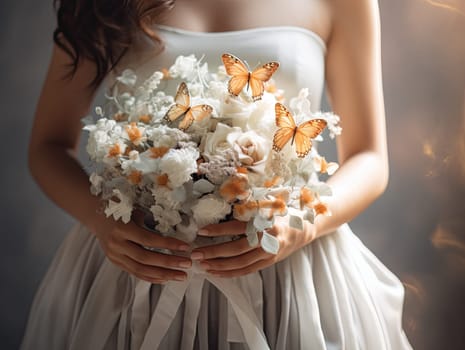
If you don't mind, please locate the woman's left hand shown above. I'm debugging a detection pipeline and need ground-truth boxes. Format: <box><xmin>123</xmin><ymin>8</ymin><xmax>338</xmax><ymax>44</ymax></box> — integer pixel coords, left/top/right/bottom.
<box><xmin>190</xmin><ymin>215</ymin><xmax>316</xmax><ymax>278</ymax></box>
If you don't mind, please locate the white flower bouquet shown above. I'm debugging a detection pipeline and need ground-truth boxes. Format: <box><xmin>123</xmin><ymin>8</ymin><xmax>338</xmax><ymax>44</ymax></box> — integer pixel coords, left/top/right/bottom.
<box><xmin>83</xmin><ymin>53</ymin><xmax>341</xmax><ymax>254</ymax></box>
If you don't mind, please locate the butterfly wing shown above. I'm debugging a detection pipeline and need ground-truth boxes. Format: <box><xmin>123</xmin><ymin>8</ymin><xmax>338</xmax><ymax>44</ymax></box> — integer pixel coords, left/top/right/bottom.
<box><xmin>273</xmin><ymin>103</ymin><xmax>296</xmax><ymax>152</ymax></box>
<box><xmin>294</xmin><ymin>119</ymin><xmax>327</xmax><ymax>157</ymax></box>
<box><xmin>178</xmin><ymin>104</ymin><xmax>213</xmax><ymax>130</ymax></box>
<box><xmin>164</xmin><ymin>82</ymin><xmax>190</xmax><ymax>122</ymax></box>
<box><xmin>249</xmin><ymin>62</ymin><xmax>279</xmax><ymax>101</ymax></box>
<box><xmin>222</xmin><ymin>53</ymin><xmax>250</xmax><ymax>96</ymax></box>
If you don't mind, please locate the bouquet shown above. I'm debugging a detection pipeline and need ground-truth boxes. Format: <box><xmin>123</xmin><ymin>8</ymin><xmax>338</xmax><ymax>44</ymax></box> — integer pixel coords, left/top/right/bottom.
<box><xmin>83</xmin><ymin>53</ymin><xmax>342</xmax><ymax>254</ymax></box>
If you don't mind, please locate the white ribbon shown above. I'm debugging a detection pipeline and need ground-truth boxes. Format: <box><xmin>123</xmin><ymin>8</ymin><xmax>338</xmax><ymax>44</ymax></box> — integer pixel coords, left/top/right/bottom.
<box><xmin>132</xmin><ymin>263</ymin><xmax>270</xmax><ymax>350</ymax></box>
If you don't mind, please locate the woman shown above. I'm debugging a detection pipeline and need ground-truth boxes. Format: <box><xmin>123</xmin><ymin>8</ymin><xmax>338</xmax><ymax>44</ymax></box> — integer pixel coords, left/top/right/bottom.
<box><xmin>21</xmin><ymin>0</ymin><xmax>413</xmax><ymax>348</ymax></box>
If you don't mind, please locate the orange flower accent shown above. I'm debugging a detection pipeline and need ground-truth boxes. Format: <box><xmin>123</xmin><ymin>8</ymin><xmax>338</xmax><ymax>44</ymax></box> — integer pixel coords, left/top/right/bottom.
<box><xmin>149</xmin><ymin>146</ymin><xmax>169</xmax><ymax>159</ymax></box>
<box><xmin>258</xmin><ymin>197</ymin><xmax>287</xmax><ymax>218</ymax></box>
<box><xmin>265</xmin><ymin>81</ymin><xmax>277</xmax><ymax>93</ymax></box>
<box><xmin>314</xmin><ymin>155</ymin><xmax>339</xmax><ymax>175</ymax></box>
<box><xmin>314</xmin><ymin>202</ymin><xmax>331</xmax><ymax>216</ymax></box>
<box><xmin>157</xmin><ymin>174</ymin><xmax>169</xmax><ymax>186</ymax></box>
<box><xmin>300</xmin><ymin>187</ymin><xmax>315</xmax><ymax>210</ymax></box>
<box><xmin>233</xmin><ymin>200</ymin><xmax>259</xmax><ymax>217</ymax></box>
<box><xmin>125</xmin><ymin>122</ymin><xmax>143</xmax><ymax>144</ymax></box>
<box><xmin>264</xmin><ymin>176</ymin><xmax>281</xmax><ymax>188</ymax></box>
<box><xmin>139</xmin><ymin>114</ymin><xmax>152</xmax><ymax>124</ymax></box>
<box><xmin>264</xmin><ymin>80</ymin><xmax>284</xmax><ymax>102</ymax></box>
<box><xmin>219</xmin><ymin>176</ymin><xmax>250</xmax><ymax>202</ymax></box>
<box><xmin>108</xmin><ymin>144</ymin><xmax>122</xmax><ymax>157</ymax></box>
<box><xmin>127</xmin><ymin>170</ymin><xmax>142</xmax><ymax>185</ymax></box>
<box><xmin>236</xmin><ymin>166</ymin><xmax>248</xmax><ymax>174</ymax></box>
<box><xmin>161</xmin><ymin>68</ymin><xmax>171</xmax><ymax>79</ymax></box>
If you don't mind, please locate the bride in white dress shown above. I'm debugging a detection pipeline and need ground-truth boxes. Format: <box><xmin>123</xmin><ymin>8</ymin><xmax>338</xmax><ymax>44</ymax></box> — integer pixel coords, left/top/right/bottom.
<box><xmin>21</xmin><ymin>0</ymin><xmax>413</xmax><ymax>349</ymax></box>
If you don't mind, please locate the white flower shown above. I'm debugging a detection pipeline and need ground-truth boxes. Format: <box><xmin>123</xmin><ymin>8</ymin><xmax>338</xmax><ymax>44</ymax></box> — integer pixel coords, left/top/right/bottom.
<box><xmin>169</xmin><ymin>54</ymin><xmax>199</xmax><ymax>81</ymax></box>
<box><xmin>159</xmin><ymin>148</ymin><xmax>199</xmax><ymax>187</ymax></box>
<box><xmin>142</xmin><ymin>71</ymin><xmax>164</xmax><ymax>91</ymax></box>
<box><xmin>116</xmin><ymin>69</ymin><xmax>137</xmax><ymax>87</ymax></box>
<box><xmin>121</xmin><ymin>150</ymin><xmax>140</xmax><ymax>173</ymax></box>
<box><xmin>220</xmin><ymin>95</ymin><xmax>254</xmax><ymax>129</ymax></box>
<box><xmin>313</xmin><ymin>111</ymin><xmax>342</xmax><ymax>139</ymax></box>
<box><xmin>289</xmin><ymin>88</ymin><xmax>312</xmax><ymax>122</ymax></box>
<box><xmin>104</xmin><ymin>189</ymin><xmax>133</xmax><ymax>224</ymax></box>
<box><xmin>201</xmin><ymin>123</ymin><xmax>242</xmax><ymax>160</ymax></box>
<box><xmin>85</xmin><ymin>130</ymin><xmax>110</xmax><ymax>161</ymax></box>
<box><xmin>146</xmin><ymin>125</ymin><xmax>187</xmax><ymax>148</ymax></box>
<box><xmin>206</xmin><ymin>80</ymin><xmax>228</xmax><ymax>101</ymax></box>
<box><xmin>191</xmin><ymin>195</ymin><xmax>231</xmax><ymax>228</ymax></box>
<box><xmin>89</xmin><ymin>173</ymin><xmax>104</xmax><ymax>195</ymax></box>
<box><xmin>152</xmin><ymin>185</ymin><xmax>185</xmax><ymax>211</ymax></box>
<box><xmin>176</xmin><ymin>217</ymin><xmax>198</xmax><ymax>243</ymax></box>
<box><xmin>150</xmin><ymin>204</ymin><xmax>182</xmax><ymax>234</ymax></box>
<box><xmin>246</xmin><ymin>93</ymin><xmax>277</xmax><ymax>139</ymax></box>
<box><xmin>226</xmin><ymin>130</ymin><xmax>271</xmax><ymax>175</ymax></box>
<box><xmin>131</xmin><ymin>149</ymin><xmax>161</xmax><ymax>174</ymax></box>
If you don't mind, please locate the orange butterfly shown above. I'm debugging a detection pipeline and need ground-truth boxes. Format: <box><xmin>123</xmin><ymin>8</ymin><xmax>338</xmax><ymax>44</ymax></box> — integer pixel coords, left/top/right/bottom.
<box><xmin>164</xmin><ymin>82</ymin><xmax>213</xmax><ymax>130</ymax></box>
<box><xmin>273</xmin><ymin>103</ymin><xmax>327</xmax><ymax>158</ymax></box>
<box><xmin>221</xmin><ymin>53</ymin><xmax>279</xmax><ymax>101</ymax></box>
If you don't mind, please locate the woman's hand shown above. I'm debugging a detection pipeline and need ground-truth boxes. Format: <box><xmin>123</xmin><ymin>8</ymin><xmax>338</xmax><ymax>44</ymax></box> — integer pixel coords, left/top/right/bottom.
<box><xmin>91</xmin><ymin>212</ymin><xmax>193</xmax><ymax>284</ymax></box>
<box><xmin>190</xmin><ymin>216</ymin><xmax>316</xmax><ymax>278</ymax></box>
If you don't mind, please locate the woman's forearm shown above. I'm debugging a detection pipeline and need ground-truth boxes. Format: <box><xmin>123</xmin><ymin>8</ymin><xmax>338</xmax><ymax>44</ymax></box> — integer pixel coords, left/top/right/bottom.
<box><xmin>312</xmin><ymin>150</ymin><xmax>388</xmax><ymax>239</ymax></box>
<box><xmin>28</xmin><ymin>141</ymin><xmax>104</xmax><ymax>234</ymax></box>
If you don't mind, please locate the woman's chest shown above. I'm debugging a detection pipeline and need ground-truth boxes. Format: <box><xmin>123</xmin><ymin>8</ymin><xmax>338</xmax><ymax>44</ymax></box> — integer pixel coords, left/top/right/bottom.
<box><xmin>157</xmin><ymin>0</ymin><xmax>332</xmax><ymax>44</ymax></box>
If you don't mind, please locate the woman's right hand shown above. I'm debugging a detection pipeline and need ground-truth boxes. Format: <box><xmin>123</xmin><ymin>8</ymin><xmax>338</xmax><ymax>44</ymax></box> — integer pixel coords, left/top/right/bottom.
<box><xmin>91</xmin><ymin>213</ymin><xmax>192</xmax><ymax>284</ymax></box>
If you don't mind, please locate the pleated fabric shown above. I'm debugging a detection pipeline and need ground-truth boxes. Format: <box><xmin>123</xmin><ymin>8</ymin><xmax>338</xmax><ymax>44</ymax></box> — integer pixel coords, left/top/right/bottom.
<box><xmin>21</xmin><ymin>223</ymin><xmax>412</xmax><ymax>350</ymax></box>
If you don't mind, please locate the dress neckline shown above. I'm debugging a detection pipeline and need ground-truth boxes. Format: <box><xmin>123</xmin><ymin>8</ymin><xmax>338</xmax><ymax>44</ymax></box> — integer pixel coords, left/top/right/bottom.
<box><xmin>155</xmin><ymin>24</ymin><xmax>327</xmax><ymax>53</ymax></box>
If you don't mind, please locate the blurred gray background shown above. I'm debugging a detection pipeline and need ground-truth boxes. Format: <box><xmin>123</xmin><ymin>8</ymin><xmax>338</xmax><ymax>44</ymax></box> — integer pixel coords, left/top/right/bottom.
<box><xmin>1</xmin><ymin>0</ymin><xmax>465</xmax><ymax>349</ymax></box>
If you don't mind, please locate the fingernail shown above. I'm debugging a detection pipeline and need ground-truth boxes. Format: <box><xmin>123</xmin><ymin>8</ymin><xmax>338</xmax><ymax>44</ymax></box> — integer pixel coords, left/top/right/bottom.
<box><xmin>174</xmin><ymin>275</ymin><xmax>187</xmax><ymax>281</ymax></box>
<box><xmin>191</xmin><ymin>252</ymin><xmax>204</xmax><ymax>260</ymax></box>
<box><xmin>198</xmin><ymin>229</ymin><xmax>209</xmax><ymax>236</ymax></box>
<box><xmin>178</xmin><ymin>261</ymin><xmax>192</xmax><ymax>268</ymax></box>
<box><xmin>178</xmin><ymin>245</ymin><xmax>190</xmax><ymax>252</ymax></box>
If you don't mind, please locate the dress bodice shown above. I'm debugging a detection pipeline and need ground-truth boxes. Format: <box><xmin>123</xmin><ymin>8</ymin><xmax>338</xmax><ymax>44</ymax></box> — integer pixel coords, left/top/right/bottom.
<box><xmin>114</xmin><ymin>25</ymin><xmax>327</xmax><ymax>110</ymax></box>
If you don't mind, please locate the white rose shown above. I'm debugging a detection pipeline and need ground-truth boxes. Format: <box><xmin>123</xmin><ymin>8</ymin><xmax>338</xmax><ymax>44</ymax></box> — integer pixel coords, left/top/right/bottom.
<box><xmin>159</xmin><ymin>148</ymin><xmax>199</xmax><ymax>187</ymax></box>
<box><xmin>201</xmin><ymin>123</ymin><xmax>242</xmax><ymax>160</ymax></box>
<box><xmin>226</xmin><ymin>130</ymin><xmax>271</xmax><ymax>174</ymax></box>
<box><xmin>220</xmin><ymin>95</ymin><xmax>254</xmax><ymax>129</ymax></box>
<box><xmin>191</xmin><ymin>194</ymin><xmax>231</xmax><ymax>228</ymax></box>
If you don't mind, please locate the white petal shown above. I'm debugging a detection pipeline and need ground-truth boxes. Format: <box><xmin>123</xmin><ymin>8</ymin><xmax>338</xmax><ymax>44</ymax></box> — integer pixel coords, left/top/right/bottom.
<box><xmin>289</xmin><ymin>215</ymin><xmax>304</xmax><ymax>231</ymax></box>
<box><xmin>261</xmin><ymin>231</ymin><xmax>280</xmax><ymax>255</ymax></box>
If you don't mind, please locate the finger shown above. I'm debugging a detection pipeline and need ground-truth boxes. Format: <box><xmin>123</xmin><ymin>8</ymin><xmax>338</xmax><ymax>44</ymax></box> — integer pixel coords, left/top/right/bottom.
<box><xmin>198</xmin><ymin>220</ymin><xmax>247</xmax><ymax>237</ymax></box>
<box><xmin>123</xmin><ymin>241</ymin><xmax>193</xmax><ymax>269</ymax></box>
<box><xmin>133</xmin><ymin>274</ymin><xmax>168</xmax><ymax>285</ymax></box>
<box><xmin>109</xmin><ymin>255</ymin><xmax>167</xmax><ymax>284</ymax></box>
<box><xmin>201</xmin><ymin>247</ymin><xmax>271</xmax><ymax>271</ymax></box>
<box><xmin>123</xmin><ymin>222</ymin><xmax>191</xmax><ymax>252</ymax></box>
<box><xmin>120</xmin><ymin>255</ymin><xmax>188</xmax><ymax>281</ymax></box>
<box><xmin>191</xmin><ymin>237</ymin><xmax>256</xmax><ymax>260</ymax></box>
<box><xmin>208</xmin><ymin>257</ymin><xmax>275</xmax><ymax>278</ymax></box>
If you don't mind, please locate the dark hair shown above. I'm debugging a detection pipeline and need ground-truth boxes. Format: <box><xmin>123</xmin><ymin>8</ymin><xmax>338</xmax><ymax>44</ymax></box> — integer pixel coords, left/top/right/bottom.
<box><xmin>53</xmin><ymin>0</ymin><xmax>174</xmax><ymax>87</ymax></box>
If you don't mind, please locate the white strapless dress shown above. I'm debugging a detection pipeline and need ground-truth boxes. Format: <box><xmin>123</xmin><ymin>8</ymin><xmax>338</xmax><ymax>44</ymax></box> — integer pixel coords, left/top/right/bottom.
<box><xmin>20</xmin><ymin>26</ymin><xmax>413</xmax><ymax>350</ymax></box>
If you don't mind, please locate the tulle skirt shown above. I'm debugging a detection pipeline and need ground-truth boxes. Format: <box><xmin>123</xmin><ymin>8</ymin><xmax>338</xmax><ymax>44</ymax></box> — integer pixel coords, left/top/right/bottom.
<box><xmin>20</xmin><ymin>222</ymin><xmax>412</xmax><ymax>349</ymax></box>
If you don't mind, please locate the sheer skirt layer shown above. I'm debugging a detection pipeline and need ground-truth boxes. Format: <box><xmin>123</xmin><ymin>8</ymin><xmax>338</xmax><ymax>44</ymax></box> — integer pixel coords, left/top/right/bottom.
<box><xmin>20</xmin><ymin>223</ymin><xmax>412</xmax><ymax>350</ymax></box>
